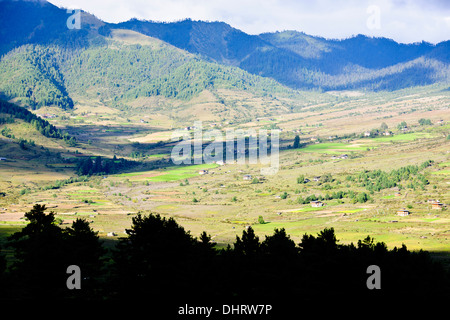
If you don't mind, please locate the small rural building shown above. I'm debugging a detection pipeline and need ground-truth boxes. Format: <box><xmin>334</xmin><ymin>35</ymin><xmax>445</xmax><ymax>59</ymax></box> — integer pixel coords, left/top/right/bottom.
<box><xmin>303</xmin><ymin>178</ymin><xmax>310</xmax><ymax>183</ymax></box>
<box><xmin>431</xmin><ymin>201</ymin><xmax>444</xmax><ymax>210</ymax></box>
<box><xmin>364</xmin><ymin>131</ymin><xmax>371</xmax><ymax>137</ymax></box>
<box><xmin>383</xmin><ymin>131</ymin><xmax>392</xmax><ymax>136</ymax></box>
<box><xmin>311</xmin><ymin>200</ymin><xmax>324</xmax><ymax>207</ymax></box>
<box><xmin>397</xmin><ymin>209</ymin><xmax>410</xmax><ymax>216</ymax></box>
<box><xmin>313</xmin><ymin>176</ymin><xmax>321</xmax><ymax>182</ymax></box>
<box><xmin>0</xmin><ymin>157</ymin><xmax>7</xmax><ymax>161</ymax></box>
<box><xmin>198</xmin><ymin>170</ymin><xmax>209</xmax><ymax>175</ymax></box>
<box><xmin>243</xmin><ymin>174</ymin><xmax>252</xmax><ymax>181</ymax></box>
<box><xmin>331</xmin><ymin>154</ymin><xmax>347</xmax><ymax>160</ymax></box>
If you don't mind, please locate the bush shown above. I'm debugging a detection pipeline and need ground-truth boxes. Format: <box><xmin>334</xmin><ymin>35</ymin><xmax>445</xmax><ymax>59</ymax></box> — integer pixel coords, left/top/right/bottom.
<box><xmin>418</xmin><ymin>118</ymin><xmax>432</xmax><ymax>126</ymax></box>
<box><xmin>356</xmin><ymin>192</ymin><xmax>370</xmax><ymax>203</ymax></box>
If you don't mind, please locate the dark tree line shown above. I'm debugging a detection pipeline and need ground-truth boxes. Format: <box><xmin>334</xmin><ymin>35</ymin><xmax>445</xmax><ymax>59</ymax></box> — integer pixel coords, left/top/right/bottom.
<box><xmin>0</xmin><ymin>204</ymin><xmax>448</xmax><ymax>307</ymax></box>
<box><xmin>0</xmin><ymin>204</ymin><xmax>104</xmax><ymax>300</ymax></box>
<box><xmin>0</xmin><ymin>99</ymin><xmax>75</xmax><ymax>143</ymax></box>
<box><xmin>75</xmin><ymin>155</ymin><xmax>139</xmax><ymax>176</ymax></box>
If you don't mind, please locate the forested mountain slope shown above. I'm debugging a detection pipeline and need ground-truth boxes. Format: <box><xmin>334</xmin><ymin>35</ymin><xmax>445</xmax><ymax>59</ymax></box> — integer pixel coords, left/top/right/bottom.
<box><xmin>116</xmin><ymin>20</ymin><xmax>450</xmax><ymax>90</ymax></box>
<box><xmin>0</xmin><ymin>0</ymin><xmax>448</xmax><ymax>111</ymax></box>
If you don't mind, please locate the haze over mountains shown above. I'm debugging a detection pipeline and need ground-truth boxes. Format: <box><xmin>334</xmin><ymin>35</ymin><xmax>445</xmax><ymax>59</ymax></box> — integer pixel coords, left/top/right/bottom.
<box><xmin>0</xmin><ymin>0</ymin><xmax>448</xmax><ymax>111</ymax></box>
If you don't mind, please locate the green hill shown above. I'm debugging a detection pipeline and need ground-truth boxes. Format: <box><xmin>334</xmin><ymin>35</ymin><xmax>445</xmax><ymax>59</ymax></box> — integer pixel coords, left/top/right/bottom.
<box><xmin>0</xmin><ymin>28</ymin><xmax>323</xmax><ymax>121</ymax></box>
<box><xmin>0</xmin><ymin>45</ymin><xmax>74</xmax><ymax>109</ymax></box>
<box><xmin>65</xmin><ymin>30</ymin><xmax>294</xmax><ymax>104</ymax></box>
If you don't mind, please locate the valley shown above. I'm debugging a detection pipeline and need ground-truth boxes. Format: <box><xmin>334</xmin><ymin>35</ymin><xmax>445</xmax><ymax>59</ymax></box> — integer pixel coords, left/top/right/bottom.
<box><xmin>1</xmin><ymin>0</ymin><xmax>450</xmax><ymax>306</ymax></box>
<box><xmin>1</xmin><ymin>0</ymin><xmax>450</xmax><ymax>307</ymax></box>
<box><xmin>1</xmin><ymin>83</ymin><xmax>448</xmax><ymax>259</ymax></box>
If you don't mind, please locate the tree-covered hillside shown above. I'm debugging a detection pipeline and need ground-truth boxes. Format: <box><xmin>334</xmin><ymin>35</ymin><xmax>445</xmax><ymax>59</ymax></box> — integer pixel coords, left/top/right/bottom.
<box><xmin>0</xmin><ymin>45</ymin><xmax>74</xmax><ymax>109</ymax></box>
<box><xmin>115</xmin><ymin>19</ymin><xmax>450</xmax><ymax>91</ymax></box>
<box><xmin>0</xmin><ymin>0</ymin><xmax>106</xmax><ymax>56</ymax></box>
<box><xmin>0</xmin><ymin>33</ymin><xmax>296</xmax><ymax>111</ymax></box>
<box><xmin>0</xmin><ymin>99</ymin><xmax>75</xmax><ymax>144</ymax></box>
<box><xmin>65</xmin><ymin>37</ymin><xmax>293</xmax><ymax>104</ymax></box>
<box><xmin>0</xmin><ymin>0</ymin><xmax>449</xmax><ymax>108</ymax></box>
<box><xmin>114</xmin><ymin>19</ymin><xmax>271</xmax><ymax>67</ymax></box>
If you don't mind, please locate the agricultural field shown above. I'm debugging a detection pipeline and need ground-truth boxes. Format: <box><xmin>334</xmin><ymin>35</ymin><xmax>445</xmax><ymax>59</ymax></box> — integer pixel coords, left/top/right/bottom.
<box><xmin>0</xmin><ymin>84</ymin><xmax>449</xmax><ymax>263</ymax></box>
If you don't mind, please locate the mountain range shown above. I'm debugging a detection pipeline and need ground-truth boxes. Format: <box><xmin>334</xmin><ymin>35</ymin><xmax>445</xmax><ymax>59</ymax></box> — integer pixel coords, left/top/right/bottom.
<box><xmin>0</xmin><ymin>0</ymin><xmax>448</xmax><ymax>111</ymax></box>
<box><xmin>116</xmin><ymin>19</ymin><xmax>449</xmax><ymax>90</ymax></box>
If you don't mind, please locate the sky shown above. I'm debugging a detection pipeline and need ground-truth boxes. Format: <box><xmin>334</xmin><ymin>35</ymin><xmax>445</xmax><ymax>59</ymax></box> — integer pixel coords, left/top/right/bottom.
<box><xmin>49</xmin><ymin>0</ymin><xmax>450</xmax><ymax>44</ymax></box>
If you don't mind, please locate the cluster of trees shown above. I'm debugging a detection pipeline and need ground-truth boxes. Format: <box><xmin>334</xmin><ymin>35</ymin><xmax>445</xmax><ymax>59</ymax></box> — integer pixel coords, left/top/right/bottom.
<box><xmin>129</xmin><ymin>151</ymin><xmax>146</xmax><ymax>159</ymax></box>
<box><xmin>293</xmin><ymin>161</ymin><xmax>433</xmax><ymax>206</ymax></box>
<box><xmin>0</xmin><ymin>116</ymin><xmax>14</xmax><ymax>125</ymax></box>
<box><xmin>349</xmin><ymin>160</ymin><xmax>432</xmax><ymax>192</ymax></box>
<box><xmin>0</xmin><ymin>205</ymin><xmax>104</xmax><ymax>300</ymax></box>
<box><xmin>397</xmin><ymin>121</ymin><xmax>408</xmax><ymax>130</ymax></box>
<box><xmin>0</xmin><ymin>127</ymin><xmax>14</xmax><ymax>139</ymax></box>
<box><xmin>0</xmin><ymin>100</ymin><xmax>74</xmax><ymax>143</ymax></box>
<box><xmin>0</xmin><ymin>204</ymin><xmax>448</xmax><ymax>305</ymax></box>
<box><xmin>39</xmin><ymin>176</ymin><xmax>90</xmax><ymax>191</ymax></box>
<box><xmin>0</xmin><ymin>127</ymin><xmax>35</xmax><ymax>150</ymax></box>
<box><xmin>75</xmin><ymin>155</ymin><xmax>138</xmax><ymax>176</ymax></box>
<box><xmin>418</xmin><ymin>118</ymin><xmax>432</xmax><ymax>126</ymax></box>
<box><xmin>18</xmin><ymin>138</ymin><xmax>35</xmax><ymax>150</ymax></box>
<box><xmin>296</xmin><ymin>190</ymin><xmax>370</xmax><ymax>204</ymax></box>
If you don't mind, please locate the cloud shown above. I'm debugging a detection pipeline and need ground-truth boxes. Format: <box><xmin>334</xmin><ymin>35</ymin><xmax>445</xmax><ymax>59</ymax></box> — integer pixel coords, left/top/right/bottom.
<box><xmin>48</xmin><ymin>0</ymin><xmax>449</xmax><ymax>43</ymax></box>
